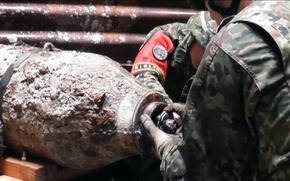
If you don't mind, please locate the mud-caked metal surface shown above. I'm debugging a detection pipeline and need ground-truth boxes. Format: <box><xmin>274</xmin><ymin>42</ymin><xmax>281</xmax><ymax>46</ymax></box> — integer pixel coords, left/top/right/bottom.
<box><xmin>0</xmin><ymin>43</ymin><xmax>166</xmax><ymax>169</ymax></box>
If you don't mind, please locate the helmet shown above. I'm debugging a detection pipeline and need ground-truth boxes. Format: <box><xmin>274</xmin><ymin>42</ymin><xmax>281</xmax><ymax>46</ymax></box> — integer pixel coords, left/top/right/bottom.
<box><xmin>188</xmin><ymin>0</ymin><xmax>242</xmax><ymax>17</ymax></box>
<box><xmin>187</xmin><ymin>11</ymin><xmax>217</xmax><ymax>47</ymax></box>
<box><xmin>187</xmin><ymin>0</ymin><xmax>207</xmax><ymax>10</ymax></box>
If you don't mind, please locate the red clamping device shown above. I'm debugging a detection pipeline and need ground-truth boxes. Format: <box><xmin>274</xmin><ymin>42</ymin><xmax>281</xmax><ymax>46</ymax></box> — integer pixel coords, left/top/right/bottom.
<box><xmin>131</xmin><ymin>30</ymin><xmax>174</xmax><ymax>82</ymax></box>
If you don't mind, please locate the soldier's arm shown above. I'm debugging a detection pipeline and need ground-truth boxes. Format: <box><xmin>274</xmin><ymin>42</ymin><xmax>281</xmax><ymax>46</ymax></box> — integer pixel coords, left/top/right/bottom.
<box><xmin>182</xmin><ymin>22</ymin><xmax>290</xmax><ymax>179</ymax></box>
<box><xmin>135</xmin><ymin>72</ymin><xmax>168</xmax><ymax>98</ymax></box>
<box><xmin>132</xmin><ymin>12</ymin><xmax>217</xmax><ymax>95</ymax></box>
<box><xmin>234</xmin><ymin>26</ymin><xmax>290</xmax><ymax>177</ymax></box>
<box><xmin>131</xmin><ymin>23</ymin><xmax>193</xmax><ymax>100</ymax></box>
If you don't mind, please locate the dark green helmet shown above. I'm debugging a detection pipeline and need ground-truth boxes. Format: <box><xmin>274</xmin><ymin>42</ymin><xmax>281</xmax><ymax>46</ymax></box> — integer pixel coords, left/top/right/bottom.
<box><xmin>187</xmin><ymin>0</ymin><xmax>207</xmax><ymax>10</ymax></box>
<box><xmin>187</xmin><ymin>0</ymin><xmax>242</xmax><ymax>17</ymax></box>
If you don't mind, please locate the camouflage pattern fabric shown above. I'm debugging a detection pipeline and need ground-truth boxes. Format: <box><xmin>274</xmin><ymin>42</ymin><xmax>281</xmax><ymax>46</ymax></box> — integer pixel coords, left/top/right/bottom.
<box><xmin>135</xmin><ymin>71</ymin><xmax>171</xmax><ymax>102</ymax></box>
<box><xmin>127</xmin><ymin>20</ymin><xmax>195</xmax><ymax>181</ymax></box>
<box><xmin>187</xmin><ymin>11</ymin><xmax>217</xmax><ymax>48</ymax></box>
<box><xmin>136</xmin><ymin>22</ymin><xmax>193</xmax><ymax>102</ymax></box>
<box><xmin>160</xmin><ymin>138</ymin><xmax>186</xmax><ymax>181</ymax></box>
<box><xmin>170</xmin><ymin>1</ymin><xmax>290</xmax><ymax>181</ymax></box>
<box><xmin>131</xmin><ymin>12</ymin><xmax>217</xmax><ymax>181</ymax></box>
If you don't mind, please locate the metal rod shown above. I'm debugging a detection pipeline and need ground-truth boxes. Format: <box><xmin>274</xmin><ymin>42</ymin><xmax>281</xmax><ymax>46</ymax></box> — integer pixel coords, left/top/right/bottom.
<box><xmin>0</xmin><ymin>31</ymin><xmax>146</xmax><ymax>45</ymax></box>
<box><xmin>0</xmin><ymin>3</ymin><xmax>196</xmax><ymax>19</ymax></box>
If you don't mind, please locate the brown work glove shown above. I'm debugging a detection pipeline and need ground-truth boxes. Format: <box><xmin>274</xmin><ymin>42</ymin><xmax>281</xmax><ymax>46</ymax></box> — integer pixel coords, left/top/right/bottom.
<box><xmin>141</xmin><ymin>114</ymin><xmax>186</xmax><ymax>181</ymax></box>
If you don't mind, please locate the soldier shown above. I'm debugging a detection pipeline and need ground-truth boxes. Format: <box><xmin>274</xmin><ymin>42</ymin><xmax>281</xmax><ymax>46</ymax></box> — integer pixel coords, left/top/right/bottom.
<box><xmin>141</xmin><ymin>0</ymin><xmax>290</xmax><ymax>181</ymax></box>
<box><xmin>127</xmin><ymin>11</ymin><xmax>217</xmax><ymax>181</ymax></box>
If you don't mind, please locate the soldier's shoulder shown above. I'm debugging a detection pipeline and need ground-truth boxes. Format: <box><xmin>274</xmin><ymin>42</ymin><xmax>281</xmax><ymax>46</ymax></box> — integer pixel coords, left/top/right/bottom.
<box><xmin>212</xmin><ymin>22</ymin><xmax>267</xmax><ymax>59</ymax></box>
<box><xmin>211</xmin><ymin>21</ymin><xmax>282</xmax><ymax>91</ymax></box>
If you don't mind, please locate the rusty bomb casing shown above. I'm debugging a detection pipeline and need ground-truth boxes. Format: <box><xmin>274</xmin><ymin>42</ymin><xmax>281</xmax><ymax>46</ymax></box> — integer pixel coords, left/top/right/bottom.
<box><xmin>0</xmin><ymin>43</ymin><xmax>166</xmax><ymax>169</ymax></box>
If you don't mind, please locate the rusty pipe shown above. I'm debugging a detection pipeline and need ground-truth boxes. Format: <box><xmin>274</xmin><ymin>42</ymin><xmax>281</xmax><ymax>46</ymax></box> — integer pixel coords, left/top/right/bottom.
<box><xmin>0</xmin><ymin>3</ymin><xmax>196</xmax><ymax>19</ymax></box>
<box><xmin>0</xmin><ymin>31</ymin><xmax>146</xmax><ymax>45</ymax></box>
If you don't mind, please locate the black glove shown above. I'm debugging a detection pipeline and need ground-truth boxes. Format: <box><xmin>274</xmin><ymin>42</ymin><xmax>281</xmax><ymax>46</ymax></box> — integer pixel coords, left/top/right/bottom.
<box><xmin>141</xmin><ymin>114</ymin><xmax>186</xmax><ymax>181</ymax></box>
<box><xmin>143</xmin><ymin>102</ymin><xmax>184</xmax><ymax>134</ymax></box>
<box><xmin>156</xmin><ymin>106</ymin><xmax>183</xmax><ymax>134</ymax></box>
<box><xmin>163</xmin><ymin>103</ymin><xmax>186</xmax><ymax>120</ymax></box>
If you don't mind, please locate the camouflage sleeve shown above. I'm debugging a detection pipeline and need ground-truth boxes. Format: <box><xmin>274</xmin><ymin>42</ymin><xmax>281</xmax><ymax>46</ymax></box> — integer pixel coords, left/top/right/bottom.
<box><xmin>179</xmin><ymin>42</ymin><xmax>252</xmax><ymax>180</ymax></box>
<box><xmin>132</xmin><ymin>22</ymin><xmax>193</xmax><ymax>101</ymax></box>
<box><xmin>187</xmin><ymin>11</ymin><xmax>217</xmax><ymax>48</ymax></box>
<box><xmin>180</xmin><ymin>22</ymin><xmax>290</xmax><ymax>180</ymax></box>
<box><xmin>135</xmin><ymin>72</ymin><xmax>171</xmax><ymax>102</ymax></box>
<box><xmin>158</xmin><ymin>22</ymin><xmax>195</xmax><ymax>70</ymax></box>
<box><xmin>214</xmin><ymin>21</ymin><xmax>290</xmax><ymax>179</ymax></box>
<box><xmin>236</xmin><ymin>33</ymin><xmax>290</xmax><ymax>179</ymax></box>
<box><xmin>139</xmin><ymin>22</ymin><xmax>194</xmax><ymax>70</ymax></box>
<box><xmin>144</xmin><ymin>23</ymin><xmax>188</xmax><ymax>46</ymax></box>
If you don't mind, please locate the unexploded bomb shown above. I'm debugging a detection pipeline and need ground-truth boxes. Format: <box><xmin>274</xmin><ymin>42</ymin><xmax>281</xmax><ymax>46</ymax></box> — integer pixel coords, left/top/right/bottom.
<box><xmin>0</xmin><ymin>44</ymin><xmax>166</xmax><ymax>169</ymax></box>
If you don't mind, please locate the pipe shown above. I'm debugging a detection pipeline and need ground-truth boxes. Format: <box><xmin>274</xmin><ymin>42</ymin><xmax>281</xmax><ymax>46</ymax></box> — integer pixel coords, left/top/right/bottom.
<box><xmin>0</xmin><ymin>31</ymin><xmax>146</xmax><ymax>45</ymax></box>
<box><xmin>0</xmin><ymin>3</ymin><xmax>196</xmax><ymax>19</ymax></box>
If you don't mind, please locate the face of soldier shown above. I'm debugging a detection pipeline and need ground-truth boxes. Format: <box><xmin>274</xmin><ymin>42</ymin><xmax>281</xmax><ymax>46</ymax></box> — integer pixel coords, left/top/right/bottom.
<box><xmin>190</xmin><ymin>41</ymin><xmax>205</xmax><ymax>68</ymax></box>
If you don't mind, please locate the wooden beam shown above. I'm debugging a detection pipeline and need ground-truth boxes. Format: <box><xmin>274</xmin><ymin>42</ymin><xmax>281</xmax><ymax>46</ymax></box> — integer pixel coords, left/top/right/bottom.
<box><xmin>0</xmin><ymin>157</ymin><xmax>57</xmax><ymax>181</ymax></box>
<box><xmin>0</xmin><ymin>175</ymin><xmax>22</xmax><ymax>181</ymax></box>
<box><xmin>0</xmin><ymin>157</ymin><xmax>92</xmax><ymax>181</ymax></box>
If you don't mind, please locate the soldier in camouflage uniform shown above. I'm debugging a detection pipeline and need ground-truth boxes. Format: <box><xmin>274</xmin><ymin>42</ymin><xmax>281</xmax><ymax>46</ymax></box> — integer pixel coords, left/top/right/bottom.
<box><xmin>127</xmin><ymin>12</ymin><xmax>217</xmax><ymax>181</ymax></box>
<box><xmin>131</xmin><ymin>11</ymin><xmax>217</xmax><ymax>103</ymax></box>
<box><xmin>141</xmin><ymin>0</ymin><xmax>290</xmax><ymax>181</ymax></box>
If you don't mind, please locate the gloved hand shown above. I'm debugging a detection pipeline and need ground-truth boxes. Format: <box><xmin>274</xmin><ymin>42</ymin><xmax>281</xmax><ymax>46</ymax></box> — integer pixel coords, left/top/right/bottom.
<box><xmin>143</xmin><ymin>102</ymin><xmax>184</xmax><ymax>134</ymax></box>
<box><xmin>156</xmin><ymin>110</ymin><xmax>181</xmax><ymax>134</ymax></box>
<box><xmin>155</xmin><ymin>103</ymin><xmax>185</xmax><ymax>134</ymax></box>
<box><xmin>163</xmin><ymin>103</ymin><xmax>186</xmax><ymax>120</ymax></box>
<box><xmin>141</xmin><ymin>114</ymin><xmax>186</xmax><ymax>181</ymax></box>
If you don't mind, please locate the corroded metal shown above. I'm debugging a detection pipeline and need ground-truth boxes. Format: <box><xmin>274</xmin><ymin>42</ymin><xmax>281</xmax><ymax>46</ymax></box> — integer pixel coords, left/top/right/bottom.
<box><xmin>0</xmin><ymin>31</ymin><xmax>146</xmax><ymax>45</ymax></box>
<box><xmin>0</xmin><ymin>2</ymin><xmax>195</xmax><ymax>63</ymax></box>
<box><xmin>0</xmin><ymin>43</ymin><xmax>166</xmax><ymax>169</ymax></box>
<box><xmin>0</xmin><ymin>3</ymin><xmax>195</xmax><ymax>19</ymax></box>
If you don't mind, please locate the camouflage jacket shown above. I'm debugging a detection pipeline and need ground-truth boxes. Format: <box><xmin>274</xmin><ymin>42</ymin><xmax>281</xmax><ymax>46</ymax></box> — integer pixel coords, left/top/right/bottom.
<box><xmin>180</xmin><ymin>1</ymin><xmax>290</xmax><ymax>181</ymax></box>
